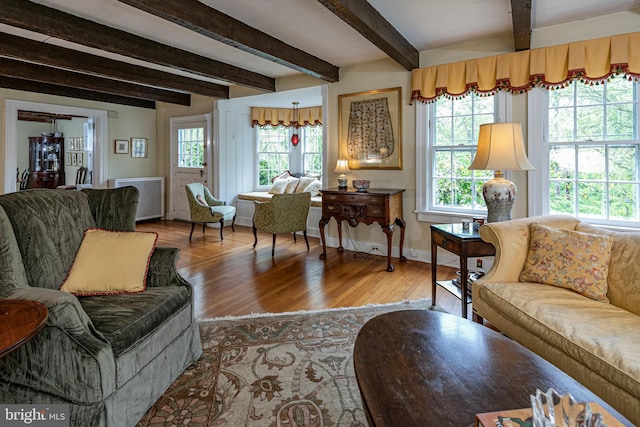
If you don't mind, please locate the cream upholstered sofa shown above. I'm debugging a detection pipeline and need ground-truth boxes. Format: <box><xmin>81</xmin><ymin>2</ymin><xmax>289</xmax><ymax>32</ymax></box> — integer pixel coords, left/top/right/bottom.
<box><xmin>472</xmin><ymin>215</ymin><xmax>640</xmax><ymax>425</ymax></box>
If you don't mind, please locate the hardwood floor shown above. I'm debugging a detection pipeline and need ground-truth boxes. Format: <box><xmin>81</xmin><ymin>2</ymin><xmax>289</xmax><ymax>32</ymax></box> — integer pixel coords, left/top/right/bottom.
<box><xmin>137</xmin><ymin>220</ymin><xmax>466</xmax><ymax>320</ymax></box>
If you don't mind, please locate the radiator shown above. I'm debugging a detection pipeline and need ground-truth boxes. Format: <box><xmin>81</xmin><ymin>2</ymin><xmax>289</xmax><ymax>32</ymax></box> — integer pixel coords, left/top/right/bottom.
<box><xmin>109</xmin><ymin>177</ymin><xmax>164</xmax><ymax>221</ymax></box>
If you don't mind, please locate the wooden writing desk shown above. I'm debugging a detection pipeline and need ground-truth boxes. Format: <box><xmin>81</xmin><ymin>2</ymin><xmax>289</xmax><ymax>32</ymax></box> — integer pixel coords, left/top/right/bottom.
<box><xmin>319</xmin><ymin>188</ymin><xmax>406</xmax><ymax>272</ymax></box>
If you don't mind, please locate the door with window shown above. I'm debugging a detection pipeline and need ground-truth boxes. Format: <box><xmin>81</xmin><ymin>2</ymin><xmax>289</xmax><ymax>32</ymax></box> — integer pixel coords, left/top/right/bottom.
<box><xmin>171</xmin><ymin>116</ymin><xmax>209</xmax><ymax>221</ymax></box>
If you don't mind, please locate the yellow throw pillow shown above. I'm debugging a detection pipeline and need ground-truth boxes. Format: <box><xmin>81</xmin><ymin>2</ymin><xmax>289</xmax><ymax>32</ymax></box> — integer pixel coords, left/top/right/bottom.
<box><xmin>60</xmin><ymin>229</ymin><xmax>158</xmax><ymax>296</ymax></box>
<box><xmin>519</xmin><ymin>223</ymin><xmax>614</xmax><ymax>302</ymax></box>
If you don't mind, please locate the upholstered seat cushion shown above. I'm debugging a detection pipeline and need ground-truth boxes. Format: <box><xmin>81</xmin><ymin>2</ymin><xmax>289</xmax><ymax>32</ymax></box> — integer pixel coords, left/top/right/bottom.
<box><xmin>79</xmin><ymin>286</ymin><xmax>191</xmax><ymax>357</ymax></box>
<box><xmin>238</xmin><ymin>191</ymin><xmax>323</xmax><ymax>207</ymax></box>
<box><xmin>476</xmin><ymin>281</ymin><xmax>640</xmax><ymax>402</ymax></box>
<box><xmin>210</xmin><ymin>205</ymin><xmax>236</xmax><ymax>221</ymax></box>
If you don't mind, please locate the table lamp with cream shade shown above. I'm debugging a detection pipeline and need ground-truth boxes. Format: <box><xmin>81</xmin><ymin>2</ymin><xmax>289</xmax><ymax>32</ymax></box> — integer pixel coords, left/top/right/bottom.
<box><xmin>334</xmin><ymin>159</ymin><xmax>350</xmax><ymax>189</ymax></box>
<box><xmin>468</xmin><ymin>122</ymin><xmax>535</xmax><ymax>222</ymax></box>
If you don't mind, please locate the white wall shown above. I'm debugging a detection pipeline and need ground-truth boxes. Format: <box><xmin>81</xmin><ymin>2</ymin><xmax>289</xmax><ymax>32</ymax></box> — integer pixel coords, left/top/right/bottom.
<box><xmin>1</xmin><ymin>89</ymin><xmax>158</xmax><ymax>192</ymax></box>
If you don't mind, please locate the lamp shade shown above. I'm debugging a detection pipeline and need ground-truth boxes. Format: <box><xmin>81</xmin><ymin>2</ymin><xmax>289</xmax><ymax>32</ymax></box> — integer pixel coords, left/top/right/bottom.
<box><xmin>468</xmin><ymin>123</ymin><xmax>534</xmax><ymax>171</ymax></box>
<box><xmin>334</xmin><ymin>159</ymin><xmax>350</xmax><ymax>174</ymax></box>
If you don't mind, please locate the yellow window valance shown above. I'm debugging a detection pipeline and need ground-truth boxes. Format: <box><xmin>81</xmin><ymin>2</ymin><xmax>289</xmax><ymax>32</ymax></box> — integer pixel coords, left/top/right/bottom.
<box><xmin>411</xmin><ymin>31</ymin><xmax>640</xmax><ymax>103</ymax></box>
<box><xmin>251</xmin><ymin>106</ymin><xmax>322</xmax><ymax>127</ymax></box>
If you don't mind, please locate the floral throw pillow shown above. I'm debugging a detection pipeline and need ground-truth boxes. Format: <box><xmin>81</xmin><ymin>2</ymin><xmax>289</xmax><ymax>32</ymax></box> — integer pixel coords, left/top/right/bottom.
<box><xmin>519</xmin><ymin>223</ymin><xmax>614</xmax><ymax>302</ymax></box>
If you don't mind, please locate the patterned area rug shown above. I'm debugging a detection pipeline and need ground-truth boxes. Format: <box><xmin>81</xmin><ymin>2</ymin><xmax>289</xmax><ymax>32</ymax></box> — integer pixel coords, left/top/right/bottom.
<box><xmin>137</xmin><ymin>299</ymin><xmax>437</xmax><ymax>426</ymax></box>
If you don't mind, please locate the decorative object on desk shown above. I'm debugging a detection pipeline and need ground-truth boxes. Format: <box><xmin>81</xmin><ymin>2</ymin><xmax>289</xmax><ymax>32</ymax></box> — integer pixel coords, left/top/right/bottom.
<box><xmin>531</xmin><ymin>388</ymin><xmax>604</xmax><ymax>427</ymax></box>
<box><xmin>462</xmin><ymin>218</ymin><xmax>471</xmax><ymax>231</ymax></box>
<box><xmin>114</xmin><ymin>139</ymin><xmax>129</xmax><ymax>154</ymax></box>
<box><xmin>352</xmin><ymin>179</ymin><xmax>370</xmax><ymax>192</ymax></box>
<box><xmin>338</xmin><ymin>87</ymin><xmax>402</xmax><ymax>170</ymax></box>
<box><xmin>334</xmin><ymin>159</ymin><xmax>350</xmax><ymax>189</ymax></box>
<box><xmin>290</xmin><ymin>101</ymin><xmax>300</xmax><ymax>147</ymax></box>
<box><xmin>468</xmin><ymin>122</ymin><xmax>534</xmax><ymax>222</ymax></box>
<box><xmin>131</xmin><ymin>137</ymin><xmax>148</xmax><ymax>158</ymax></box>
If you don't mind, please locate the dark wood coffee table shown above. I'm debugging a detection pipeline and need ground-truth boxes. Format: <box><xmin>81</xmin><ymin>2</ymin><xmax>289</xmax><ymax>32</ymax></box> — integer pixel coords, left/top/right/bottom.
<box><xmin>353</xmin><ymin>310</ymin><xmax>632</xmax><ymax>427</ymax></box>
<box><xmin>0</xmin><ymin>299</ymin><xmax>48</xmax><ymax>358</ymax></box>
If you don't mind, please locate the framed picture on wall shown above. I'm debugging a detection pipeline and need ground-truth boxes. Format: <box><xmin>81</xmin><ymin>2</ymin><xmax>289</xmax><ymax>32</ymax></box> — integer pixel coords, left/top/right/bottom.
<box><xmin>131</xmin><ymin>137</ymin><xmax>148</xmax><ymax>158</ymax></box>
<box><xmin>338</xmin><ymin>87</ymin><xmax>402</xmax><ymax>170</ymax></box>
<box><xmin>115</xmin><ymin>139</ymin><xmax>129</xmax><ymax>154</ymax></box>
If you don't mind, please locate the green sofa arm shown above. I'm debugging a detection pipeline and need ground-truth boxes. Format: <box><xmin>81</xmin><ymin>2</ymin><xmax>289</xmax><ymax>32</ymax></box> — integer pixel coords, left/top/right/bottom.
<box><xmin>0</xmin><ymin>287</ymin><xmax>116</xmax><ymax>403</ymax></box>
<box><xmin>146</xmin><ymin>246</ymin><xmax>189</xmax><ymax>288</ymax></box>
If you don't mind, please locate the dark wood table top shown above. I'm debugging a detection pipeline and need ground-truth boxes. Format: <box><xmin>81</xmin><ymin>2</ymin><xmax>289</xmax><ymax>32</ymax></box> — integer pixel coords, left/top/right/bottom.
<box><xmin>353</xmin><ymin>310</ymin><xmax>632</xmax><ymax>427</ymax></box>
<box><xmin>0</xmin><ymin>299</ymin><xmax>48</xmax><ymax>358</ymax></box>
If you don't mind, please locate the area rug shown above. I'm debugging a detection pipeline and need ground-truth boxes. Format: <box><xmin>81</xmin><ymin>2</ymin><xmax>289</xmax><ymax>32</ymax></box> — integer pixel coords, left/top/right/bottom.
<box><xmin>137</xmin><ymin>299</ymin><xmax>437</xmax><ymax>426</ymax></box>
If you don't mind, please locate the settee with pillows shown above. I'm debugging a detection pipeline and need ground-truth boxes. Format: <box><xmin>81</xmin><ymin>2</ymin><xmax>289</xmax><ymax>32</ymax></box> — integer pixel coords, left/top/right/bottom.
<box><xmin>237</xmin><ymin>170</ymin><xmax>323</xmax><ymax>207</ymax></box>
<box><xmin>0</xmin><ymin>187</ymin><xmax>202</xmax><ymax>426</ymax></box>
<box><xmin>472</xmin><ymin>215</ymin><xmax>640</xmax><ymax>424</ymax></box>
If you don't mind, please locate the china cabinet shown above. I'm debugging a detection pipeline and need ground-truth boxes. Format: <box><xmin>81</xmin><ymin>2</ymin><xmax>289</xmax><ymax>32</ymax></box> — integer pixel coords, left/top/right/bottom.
<box><xmin>28</xmin><ymin>136</ymin><xmax>65</xmax><ymax>188</ymax></box>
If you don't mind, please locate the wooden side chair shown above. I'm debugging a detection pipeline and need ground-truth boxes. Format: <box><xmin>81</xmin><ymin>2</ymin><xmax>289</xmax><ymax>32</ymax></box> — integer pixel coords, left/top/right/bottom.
<box><xmin>56</xmin><ymin>166</ymin><xmax>88</xmax><ymax>190</ymax></box>
<box><xmin>252</xmin><ymin>192</ymin><xmax>311</xmax><ymax>256</ymax></box>
<box><xmin>185</xmin><ymin>183</ymin><xmax>236</xmax><ymax>241</ymax></box>
<box><xmin>17</xmin><ymin>169</ymin><xmax>30</xmax><ymax>190</ymax></box>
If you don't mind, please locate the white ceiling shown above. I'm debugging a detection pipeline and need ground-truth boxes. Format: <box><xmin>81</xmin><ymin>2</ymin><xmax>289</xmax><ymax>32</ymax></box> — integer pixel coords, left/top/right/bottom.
<box><xmin>14</xmin><ymin>0</ymin><xmax>640</xmax><ymax>107</ymax></box>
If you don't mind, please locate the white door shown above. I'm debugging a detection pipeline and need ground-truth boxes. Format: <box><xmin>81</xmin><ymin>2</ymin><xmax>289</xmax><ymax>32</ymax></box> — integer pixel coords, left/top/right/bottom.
<box><xmin>170</xmin><ymin>116</ymin><xmax>210</xmax><ymax>221</ymax></box>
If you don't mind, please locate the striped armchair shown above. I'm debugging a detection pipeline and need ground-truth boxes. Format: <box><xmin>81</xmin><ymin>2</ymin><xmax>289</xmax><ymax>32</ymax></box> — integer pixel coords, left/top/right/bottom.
<box><xmin>252</xmin><ymin>192</ymin><xmax>311</xmax><ymax>256</ymax></box>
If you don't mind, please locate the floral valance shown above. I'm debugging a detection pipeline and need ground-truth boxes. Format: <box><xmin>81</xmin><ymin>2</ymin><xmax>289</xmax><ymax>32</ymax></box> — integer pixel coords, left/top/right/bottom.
<box><xmin>251</xmin><ymin>106</ymin><xmax>322</xmax><ymax>127</ymax></box>
<box><xmin>410</xmin><ymin>31</ymin><xmax>640</xmax><ymax>103</ymax></box>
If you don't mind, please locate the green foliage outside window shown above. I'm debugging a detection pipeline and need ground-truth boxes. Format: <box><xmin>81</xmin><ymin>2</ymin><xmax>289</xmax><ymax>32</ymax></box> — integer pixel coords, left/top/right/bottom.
<box><xmin>178</xmin><ymin>127</ymin><xmax>205</xmax><ymax>168</ymax></box>
<box><xmin>432</xmin><ymin>94</ymin><xmax>494</xmax><ymax>210</ymax></box>
<box><xmin>547</xmin><ymin>78</ymin><xmax>638</xmax><ymax>222</ymax></box>
<box><xmin>257</xmin><ymin>125</ymin><xmax>323</xmax><ymax>186</ymax></box>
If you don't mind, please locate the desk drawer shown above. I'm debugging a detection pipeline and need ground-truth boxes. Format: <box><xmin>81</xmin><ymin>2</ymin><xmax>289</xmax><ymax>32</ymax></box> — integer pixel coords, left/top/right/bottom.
<box><xmin>324</xmin><ymin>193</ymin><xmax>385</xmax><ymax>205</ymax></box>
<box><xmin>366</xmin><ymin>205</ymin><xmax>386</xmax><ymax>219</ymax></box>
<box><xmin>432</xmin><ymin>232</ymin><xmax>461</xmax><ymax>253</ymax></box>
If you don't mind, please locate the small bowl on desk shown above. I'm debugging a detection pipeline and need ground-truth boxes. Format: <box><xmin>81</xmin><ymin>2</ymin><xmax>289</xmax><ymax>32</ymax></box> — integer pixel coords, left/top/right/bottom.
<box><xmin>352</xmin><ymin>180</ymin><xmax>370</xmax><ymax>192</ymax></box>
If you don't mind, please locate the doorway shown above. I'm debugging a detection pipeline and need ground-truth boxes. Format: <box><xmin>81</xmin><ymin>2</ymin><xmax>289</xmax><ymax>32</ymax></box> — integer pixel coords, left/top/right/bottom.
<box><xmin>169</xmin><ymin>114</ymin><xmax>211</xmax><ymax>221</ymax></box>
<box><xmin>4</xmin><ymin>100</ymin><xmax>108</xmax><ymax>193</ymax></box>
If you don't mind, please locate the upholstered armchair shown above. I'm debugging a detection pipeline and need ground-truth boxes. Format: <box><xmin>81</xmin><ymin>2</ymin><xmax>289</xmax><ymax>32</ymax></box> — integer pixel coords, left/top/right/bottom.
<box><xmin>252</xmin><ymin>192</ymin><xmax>311</xmax><ymax>256</ymax></box>
<box><xmin>185</xmin><ymin>183</ymin><xmax>236</xmax><ymax>241</ymax></box>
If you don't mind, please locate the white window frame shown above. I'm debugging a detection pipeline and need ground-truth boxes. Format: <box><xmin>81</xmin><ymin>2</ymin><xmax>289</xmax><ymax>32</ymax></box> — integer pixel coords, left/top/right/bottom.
<box><xmin>416</xmin><ymin>92</ymin><xmax>511</xmax><ymax>223</ymax></box>
<box><xmin>255</xmin><ymin>125</ymin><xmax>324</xmax><ymax>190</ymax></box>
<box><xmin>528</xmin><ymin>82</ymin><xmax>640</xmax><ymax>228</ymax></box>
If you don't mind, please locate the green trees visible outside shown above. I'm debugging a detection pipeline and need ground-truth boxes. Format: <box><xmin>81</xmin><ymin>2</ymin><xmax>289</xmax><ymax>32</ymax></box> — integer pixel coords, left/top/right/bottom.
<box><xmin>548</xmin><ymin>78</ymin><xmax>638</xmax><ymax>221</ymax></box>
<box><xmin>257</xmin><ymin>125</ymin><xmax>323</xmax><ymax>186</ymax></box>
<box><xmin>178</xmin><ymin>127</ymin><xmax>205</xmax><ymax>168</ymax></box>
<box><xmin>432</xmin><ymin>94</ymin><xmax>494</xmax><ymax>210</ymax></box>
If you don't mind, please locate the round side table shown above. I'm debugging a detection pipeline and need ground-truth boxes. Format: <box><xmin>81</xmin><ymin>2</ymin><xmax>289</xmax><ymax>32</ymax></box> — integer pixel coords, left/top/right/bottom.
<box><xmin>0</xmin><ymin>299</ymin><xmax>48</xmax><ymax>358</ymax></box>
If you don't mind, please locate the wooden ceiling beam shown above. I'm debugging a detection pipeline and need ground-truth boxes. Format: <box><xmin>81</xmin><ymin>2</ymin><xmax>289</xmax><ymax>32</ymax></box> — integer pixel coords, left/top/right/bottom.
<box><xmin>0</xmin><ymin>33</ymin><xmax>228</xmax><ymax>99</ymax></box>
<box><xmin>118</xmin><ymin>0</ymin><xmax>339</xmax><ymax>82</ymax></box>
<box><xmin>0</xmin><ymin>58</ymin><xmax>191</xmax><ymax>106</ymax></box>
<box><xmin>0</xmin><ymin>0</ymin><xmax>275</xmax><ymax>92</ymax></box>
<box><xmin>0</xmin><ymin>77</ymin><xmax>156</xmax><ymax>109</ymax></box>
<box><xmin>317</xmin><ymin>0</ymin><xmax>419</xmax><ymax>71</ymax></box>
<box><xmin>511</xmin><ymin>0</ymin><xmax>532</xmax><ymax>51</ymax></box>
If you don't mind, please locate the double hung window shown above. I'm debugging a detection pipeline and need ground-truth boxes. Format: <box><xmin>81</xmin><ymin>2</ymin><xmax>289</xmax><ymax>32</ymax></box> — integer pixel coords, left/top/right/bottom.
<box><xmin>530</xmin><ymin>79</ymin><xmax>639</xmax><ymax>226</ymax></box>
<box><xmin>417</xmin><ymin>93</ymin><xmax>508</xmax><ymax>221</ymax></box>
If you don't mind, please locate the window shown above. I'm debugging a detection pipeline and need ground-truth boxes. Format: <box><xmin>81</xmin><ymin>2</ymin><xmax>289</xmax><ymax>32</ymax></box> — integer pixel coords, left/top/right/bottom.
<box><xmin>302</xmin><ymin>126</ymin><xmax>323</xmax><ymax>177</ymax></box>
<box><xmin>177</xmin><ymin>126</ymin><xmax>205</xmax><ymax>168</ymax></box>
<box><xmin>416</xmin><ymin>92</ymin><xmax>509</xmax><ymax>221</ymax></box>
<box><xmin>256</xmin><ymin>125</ymin><xmax>323</xmax><ymax>187</ymax></box>
<box><xmin>530</xmin><ymin>79</ymin><xmax>639</xmax><ymax>226</ymax></box>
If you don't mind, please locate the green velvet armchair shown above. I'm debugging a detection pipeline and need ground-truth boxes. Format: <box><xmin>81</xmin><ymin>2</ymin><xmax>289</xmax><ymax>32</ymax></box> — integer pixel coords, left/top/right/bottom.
<box><xmin>185</xmin><ymin>183</ymin><xmax>236</xmax><ymax>241</ymax></box>
<box><xmin>252</xmin><ymin>192</ymin><xmax>311</xmax><ymax>256</ymax></box>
